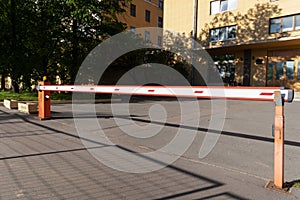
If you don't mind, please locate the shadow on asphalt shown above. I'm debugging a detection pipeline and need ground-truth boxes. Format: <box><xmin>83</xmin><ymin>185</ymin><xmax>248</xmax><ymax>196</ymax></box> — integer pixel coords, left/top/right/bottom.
<box><xmin>0</xmin><ymin>109</ymin><xmax>248</xmax><ymax>199</ymax></box>
<box><xmin>43</xmin><ymin>111</ymin><xmax>300</xmax><ymax>148</ymax></box>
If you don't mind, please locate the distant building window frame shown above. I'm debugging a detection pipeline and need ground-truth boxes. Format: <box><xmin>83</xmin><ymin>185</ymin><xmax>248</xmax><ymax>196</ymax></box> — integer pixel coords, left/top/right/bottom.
<box><xmin>145</xmin><ymin>10</ymin><xmax>151</xmax><ymax>22</ymax></box>
<box><xmin>270</xmin><ymin>14</ymin><xmax>300</xmax><ymax>34</ymax></box>
<box><xmin>210</xmin><ymin>0</ymin><xmax>237</xmax><ymax>15</ymax></box>
<box><xmin>269</xmin><ymin>60</ymin><xmax>295</xmax><ymax>81</ymax></box>
<box><xmin>158</xmin><ymin>0</ymin><xmax>163</xmax><ymax>9</ymax></box>
<box><xmin>130</xmin><ymin>26</ymin><xmax>135</xmax><ymax>33</ymax></box>
<box><xmin>157</xmin><ymin>36</ymin><xmax>162</xmax><ymax>46</ymax></box>
<box><xmin>158</xmin><ymin>17</ymin><xmax>163</xmax><ymax>28</ymax></box>
<box><xmin>210</xmin><ymin>25</ymin><xmax>237</xmax><ymax>42</ymax></box>
<box><xmin>286</xmin><ymin>60</ymin><xmax>295</xmax><ymax>80</ymax></box>
<box><xmin>298</xmin><ymin>61</ymin><xmax>300</xmax><ymax>80</ymax></box>
<box><xmin>296</xmin><ymin>15</ymin><xmax>300</xmax><ymax>29</ymax></box>
<box><xmin>130</xmin><ymin>4</ymin><xmax>136</xmax><ymax>17</ymax></box>
<box><xmin>145</xmin><ymin>31</ymin><xmax>150</xmax><ymax>42</ymax></box>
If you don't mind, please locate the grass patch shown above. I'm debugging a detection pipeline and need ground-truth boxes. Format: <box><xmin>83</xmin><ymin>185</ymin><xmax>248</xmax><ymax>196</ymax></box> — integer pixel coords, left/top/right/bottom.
<box><xmin>0</xmin><ymin>90</ymin><xmax>115</xmax><ymax>102</ymax></box>
<box><xmin>0</xmin><ymin>91</ymin><xmax>38</xmax><ymax>101</ymax></box>
<box><xmin>293</xmin><ymin>182</ymin><xmax>300</xmax><ymax>188</ymax></box>
<box><xmin>51</xmin><ymin>92</ymin><xmax>72</xmax><ymax>100</ymax></box>
<box><xmin>0</xmin><ymin>91</ymin><xmax>73</xmax><ymax>101</ymax></box>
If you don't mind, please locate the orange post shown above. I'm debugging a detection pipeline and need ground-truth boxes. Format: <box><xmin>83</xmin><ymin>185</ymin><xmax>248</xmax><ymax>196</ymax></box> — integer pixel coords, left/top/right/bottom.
<box><xmin>38</xmin><ymin>81</ymin><xmax>51</xmax><ymax>119</ymax></box>
<box><xmin>273</xmin><ymin>91</ymin><xmax>284</xmax><ymax>188</ymax></box>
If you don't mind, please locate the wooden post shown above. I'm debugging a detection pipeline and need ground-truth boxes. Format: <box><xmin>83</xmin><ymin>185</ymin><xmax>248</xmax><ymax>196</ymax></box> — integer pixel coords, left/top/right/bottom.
<box><xmin>38</xmin><ymin>81</ymin><xmax>51</xmax><ymax>119</ymax></box>
<box><xmin>273</xmin><ymin>91</ymin><xmax>284</xmax><ymax>188</ymax></box>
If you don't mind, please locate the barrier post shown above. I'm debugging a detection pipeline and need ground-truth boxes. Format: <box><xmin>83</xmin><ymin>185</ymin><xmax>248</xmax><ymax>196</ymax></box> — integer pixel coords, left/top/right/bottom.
<box><xmin>273</xmin><ymin>91</ymin><xmax>284</xmax><ymax>188</ymax></box>
<box><xmin>38</xmin><ymin>81</ymin><xmax>51</xmax><ymax>119</ymax></box>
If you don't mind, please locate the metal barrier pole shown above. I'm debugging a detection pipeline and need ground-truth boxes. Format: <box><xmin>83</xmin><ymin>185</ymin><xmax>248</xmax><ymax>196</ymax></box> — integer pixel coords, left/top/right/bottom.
<box><xmin>38</xmin><ymin>81</ymin><xmax>51</xmax><ymax>119</ymax></box>
<box><xmin>273</xmin><ymin>91</ymin><xmax>284</xmax><ymax>188</ymax></box>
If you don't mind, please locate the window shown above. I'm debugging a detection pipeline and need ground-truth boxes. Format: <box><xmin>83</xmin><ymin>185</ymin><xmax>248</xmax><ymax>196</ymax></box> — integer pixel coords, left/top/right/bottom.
<box><xmin>210</xmin><ymin>25</ymin><xmax>236</xmax><ymax>42</ymax></box>
<box><xmin>130</xmin><ymin>4</ymin><xmax>136</xmax><ymax>17</ymax></box>
<box><xmin>282</xmin><ymin>16</ymin><xmax>294</xmax><ymax>32</ymax></box>
<box><xmin>145</xmin><ymin>31</ymin><xmax>150</xmax><ymax>42</ymax></box>
<box><xmin>145</xmin><ymin>10</ymin><xmax>151</xmax><ymax>22</ymax></box>
<box><xmin>270</xmin><ymin>18</ymin><xmax>281</xmax><ymax>33</ymax></box>
<box><xmin>268</xmin><ymin>62</ymin><xmax>274</xmax><ymax>80</ymax></box>
<box><xmin>269</xmin><ymin>60</ymin><xmax>298</xmax><ymax>81</ymax></box>
<box><xmin>130</xmin><ymin>26</ymin><xmax>135</xmax><ymax>33</ymax></box>
<box><xmin>298</xmin><ymin>61</ymin><xmax>300</xmax><ymax>80</ymax></box>
<box><xmin>157</xmin><ymin>36</ymin><xmax>162</xmax><ymax>46</ymax></box>
<box><xmin>270</xmin><ymin>14</ymin><xmax>300</xmax><ymax>33</ymax></box>
<box><xmin>213</xmin><ymin>55</ymin><xmax>236</xmax><ymax>85</ymax></box>
<box><xmin>286</xmin><ymin>61</ymin><xmax>295</xmax><ymax>80</ymax></box>
<box><xmin>276</xmin><ymin>62</ymin><xmax>284</xmax><ymax>80</ymax></box>
<box><xmin>296</xmin><ymin>15</ymin><xmax>300</xmax><ymax>30</ymax></box>
<box><xmin>227</xmin><ymin>0</ymin><xmax>237</xmax><ymax>10</ymax></box>
<box><xmin>220</xmin><ymin>0</ymin><xmax>228</xmax><ymax>12</ymax></box>
<box><xmin>158</xmin><ymin>0</ymin><xmax>163</xmax><ymax>9</ymax></box>
<box><xmin>158</xmin><ymin>17</ymin><xmax>163</xmax><ymax>28</ymax></box>
<box><xmin>210</xmin><ymin>1</ymin><xmax>220</xmax><ymax>15</ymax></box>
<box><xmin>227</xmin><ymin>26</ymin><xmax>236</xmax><ymax>39</ymax></box>
<box><xmin>210</xmin><ymin>0</ymin><xmax>237</xmax><ymax>15</ymax></box>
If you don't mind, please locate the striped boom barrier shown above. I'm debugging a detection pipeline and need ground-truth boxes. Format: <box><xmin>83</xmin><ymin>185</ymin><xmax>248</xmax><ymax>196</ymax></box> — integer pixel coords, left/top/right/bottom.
<box><xmin>37</xmin><ymin>84</ymin><xmax>294</xmax><ymax>102</ymax></box>
<box><xmin>37</xmin><ymin>82</ymin><xmax>294</xmax><ymax>189</ymax></box>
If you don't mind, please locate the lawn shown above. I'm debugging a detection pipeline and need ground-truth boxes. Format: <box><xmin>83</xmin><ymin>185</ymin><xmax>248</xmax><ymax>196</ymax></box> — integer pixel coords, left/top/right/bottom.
<box><xmin>293</xmin><ymin>181</ymin><xmax>300</xmax><ymax>188</ymax></box>
<box><xmin>0</xmin><ymin>91</ymin><xmax>72</xmax><ymax>101</ymax></box>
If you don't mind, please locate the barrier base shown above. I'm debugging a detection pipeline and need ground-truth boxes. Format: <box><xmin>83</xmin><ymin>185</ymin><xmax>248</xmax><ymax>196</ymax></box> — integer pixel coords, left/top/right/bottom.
<box><xmin>265</xmin><ymin>181</ymin><xmax>290</xmax><ymax>193</ymax></box>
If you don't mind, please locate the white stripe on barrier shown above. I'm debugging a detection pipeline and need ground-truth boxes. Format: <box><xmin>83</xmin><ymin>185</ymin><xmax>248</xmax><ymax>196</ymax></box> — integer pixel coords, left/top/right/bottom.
<box><xmin>37</xmin><ymin>85</ymin><xmax>294</xmax><ymax>102</ymax></box>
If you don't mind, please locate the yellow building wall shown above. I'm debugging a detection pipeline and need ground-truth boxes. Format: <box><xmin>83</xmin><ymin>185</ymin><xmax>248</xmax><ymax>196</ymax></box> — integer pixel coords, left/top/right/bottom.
<box><xmin>117</xmin><ymin>0</ymin><xmax>163</xmax><ymax>45</ymax></box>
<box><xmin>118</xmin><ymin>0</ymin><xmax>163</xmax><ymax>29</ymax></box>
<box><xmin>163</xmin><ymin>0</ymin><xmax>300</xmax><ymax>48</ymax></box>
<box><xmin>198</xmin><ymin>0</ymin><xmax>300</xmax><ymax>48</ymax></box>
<box><xmin>251</xmin><ymin>49</ymin><xmax>267</xmax><ymax>86</ymax></box>
<box><xmin>163</xmin><ymin>0</ymin><xmax>300</xmax><ymax>89</ymax></box>
<box><xmin>163</xmin><ymin>0</ymin><xmax>194</xmax><ymax>35</ymax></box>
<box><xmin>234</xmin><ymin>51</ymin><xmax>243</xmax><ymax>85</ymax></box>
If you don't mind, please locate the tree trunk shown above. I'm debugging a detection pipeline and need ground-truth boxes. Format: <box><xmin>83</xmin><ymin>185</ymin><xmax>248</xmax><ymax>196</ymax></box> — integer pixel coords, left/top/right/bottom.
<box><xmin>71</xmin><ymin>19</ymin><xmax>78</xmax><ymax>84</ymax></box>
<box><xmin>12</xmin><ymin>81</ymin><xmax>19</xmax><ymax>93</ymax></box>
<box><xmin>0</xmin><ymin>74</ymin><xmax>5</xmax><ymax>90</ymax></box>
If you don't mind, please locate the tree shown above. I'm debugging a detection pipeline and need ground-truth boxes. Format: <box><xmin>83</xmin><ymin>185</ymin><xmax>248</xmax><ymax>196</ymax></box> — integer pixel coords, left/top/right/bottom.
<box><xmin>100</xmin><ymin>31</ymin><xmax>196</xmax><ymax>85</ymax></box>
<box><xmin>0</xmin><ymin>0</ymin><xmax>127</xmax><ymax>92</ymax></box>
<box><xmin>55</xmin><ymin>0</ymin><xmax>127</xmax><ymax>84</ymax></box>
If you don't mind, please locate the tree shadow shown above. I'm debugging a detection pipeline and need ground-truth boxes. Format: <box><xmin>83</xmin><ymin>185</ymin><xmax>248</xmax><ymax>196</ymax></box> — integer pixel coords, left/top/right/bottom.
<box><xmin>199</xmin><ymin>3</ymin><xmax>286</xmax><ymax>47</ymax></box>
<box><xmin>285</xmin><ymin>179</ymin><xmax>300</xmax><ymax>189</ymax></box>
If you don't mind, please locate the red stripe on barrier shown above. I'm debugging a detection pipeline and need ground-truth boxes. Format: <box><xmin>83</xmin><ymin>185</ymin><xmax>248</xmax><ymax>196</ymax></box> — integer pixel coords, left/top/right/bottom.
<box><xmin>194</xmin><ymin>91</ymin><xmax>203</xmax><ymax>94</ymax></box>
<box><xmin>260</xmin><ymin>92</ymin><xmax>273</xmax><ymax>96</ymax></box>
<box><xmin>148</xmin><ymin>90</ymin><xmax>155</xmax><ymax>92</ymax></box>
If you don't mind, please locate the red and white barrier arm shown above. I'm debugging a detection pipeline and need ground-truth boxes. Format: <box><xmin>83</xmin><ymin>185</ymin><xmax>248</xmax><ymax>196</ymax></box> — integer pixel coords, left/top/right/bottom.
<box><xmin>37</xmin><ymin>85</ymin><xmax>294</xmax><ymax>102</ymax></box>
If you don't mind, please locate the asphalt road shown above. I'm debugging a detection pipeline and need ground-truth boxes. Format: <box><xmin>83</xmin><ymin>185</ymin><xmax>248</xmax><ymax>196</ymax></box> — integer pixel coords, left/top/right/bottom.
<box><xmin>0</xmin><ymin>98</ymin><xmax>300</xmax><ymax>199</ymax></box>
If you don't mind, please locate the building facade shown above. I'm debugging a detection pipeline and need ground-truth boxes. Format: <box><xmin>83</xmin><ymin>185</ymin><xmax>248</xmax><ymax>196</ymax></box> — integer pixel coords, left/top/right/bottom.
<box><xmin>117</xmin><ymin>0</ymin><xmax>164</xmax><ymax>45</ymax></box>
<box><xmin>164</xmin><ymin>0</ymin><xmax>300</xmax><ymax>90</ymax></box>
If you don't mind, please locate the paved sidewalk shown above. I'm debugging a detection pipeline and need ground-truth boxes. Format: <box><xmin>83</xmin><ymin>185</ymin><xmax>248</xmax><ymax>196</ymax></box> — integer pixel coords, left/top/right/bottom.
<box><xmin>0</xmin><ymin>100</ymin><xmax>300</xmax><ymax>199</ymax></box>
<box><xmin>294</xmin><ymin>92</ymin><xmax>300</xmax><ymax>101</ymax></box>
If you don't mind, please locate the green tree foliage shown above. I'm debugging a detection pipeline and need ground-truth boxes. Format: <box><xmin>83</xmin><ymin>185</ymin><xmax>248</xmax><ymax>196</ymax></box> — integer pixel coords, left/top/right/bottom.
<box><xmin>0</xmin><ymin>0</ymin><xmax>127</xmax><ymax>92</ymax></box>
<box><xmin>101</xmin><ymin>31</ymin><xmax>193</xmax><ymax>85</ymax></box>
